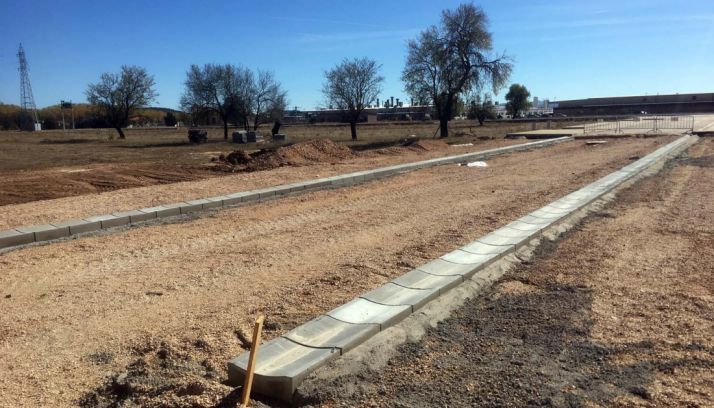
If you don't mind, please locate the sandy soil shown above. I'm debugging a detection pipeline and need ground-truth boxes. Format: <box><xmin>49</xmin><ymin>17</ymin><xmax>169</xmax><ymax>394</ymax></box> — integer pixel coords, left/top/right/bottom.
<box><xmin>307</xmin><ymin>139</ymin><xmax>713</xmax><ymax>407</ymax></box>
<box><xmin>0</xmin><ymin>137</ymin><xmax>675</xmax><ymax>407</ymax></box>
<box><xmin>0</xmin><ymin>137</ymin><xmax>532</xmax><ymax>229</ymax></box>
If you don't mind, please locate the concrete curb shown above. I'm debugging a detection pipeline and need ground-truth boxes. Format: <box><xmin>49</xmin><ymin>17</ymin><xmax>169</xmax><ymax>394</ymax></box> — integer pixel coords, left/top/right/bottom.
<box><xmin>0</xmin><ymin>137</ymin><xmax>571</xmax><ymax>252</ymax></box>
<box><xmin>226</xmin><ymin>134</ymin><xmax>697</xmax><ymax>402</ymax></box>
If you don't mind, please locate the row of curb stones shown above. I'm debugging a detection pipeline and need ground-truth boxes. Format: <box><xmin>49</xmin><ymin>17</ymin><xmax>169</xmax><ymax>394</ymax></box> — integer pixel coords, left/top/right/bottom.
<box><xmin>226</xmin><ymin>135</ymin><xmax>697</xmax><ymax>402</ymax></box>
<box><xmin>0</xmin><ymin>137</ymin><xmax>571</xmax><ymax>252</ymax></box>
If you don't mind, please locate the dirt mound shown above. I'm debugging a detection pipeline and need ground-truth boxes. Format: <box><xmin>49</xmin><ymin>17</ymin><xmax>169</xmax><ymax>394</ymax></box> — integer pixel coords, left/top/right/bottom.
<box><xmin>222</xmin><ymin>150</ymin><xmax>251</xmax><ymax>165</ymax></box>
<box><xmin>405</xmin><ymin>138</ymin><xmax>450</xmax><ymax>151</ymax></box>
<box><xmin>79</xmin><ymin>337</ymin><xmax>237</xmax><ymax>408</ymax></box>
<box><xmin>215</xmin><ymin>139</ymin><xmax>354</xmax><ymax>172</ymax></box>
<box><xmin>362</xmin><ymin>137</ymin><xmax>450</xmax><ymax>157</ymax></box>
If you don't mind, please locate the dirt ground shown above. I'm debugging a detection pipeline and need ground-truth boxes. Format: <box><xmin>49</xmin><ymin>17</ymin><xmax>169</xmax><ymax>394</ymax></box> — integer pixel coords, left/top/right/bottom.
<box><xmin>0</xmin><ymin>137</ymin><xmax>534</xmax><ymax>229</ymax></box>
<box><xmin>304</xmin><ymin>139</ymin><xmax>714</xmax><ymax>408</ymax></box>
<box><xmin>0</xmin><ymin>136</ymin><xmax>675</xmax><ymax>407</ymax></box>
<box><xmin>0</xmin><ymin>119</ymin><xmax>581</xmax><ymax>206</ymax></box>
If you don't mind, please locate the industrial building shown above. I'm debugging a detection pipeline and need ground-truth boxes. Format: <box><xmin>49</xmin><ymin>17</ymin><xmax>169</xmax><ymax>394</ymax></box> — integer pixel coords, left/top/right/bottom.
<box><xmin>553</xmin><ymin>93</ymin><xmax>714</xmax><ymax>116</ymax></box>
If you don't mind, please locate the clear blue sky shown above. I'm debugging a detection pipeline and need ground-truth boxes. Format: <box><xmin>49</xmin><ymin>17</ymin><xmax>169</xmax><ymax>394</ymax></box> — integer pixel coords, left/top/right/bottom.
<box><xmin>1</xmin><ymin>0</ymin><xmax>712</xmax><ymax>110</ymax></box>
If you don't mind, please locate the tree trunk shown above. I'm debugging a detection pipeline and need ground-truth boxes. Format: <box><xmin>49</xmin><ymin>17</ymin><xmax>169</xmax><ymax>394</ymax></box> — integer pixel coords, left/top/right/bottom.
<box><xmin>253</xmin><ymin>115</ymin><xmax>259</xmax><ymax>131</ymax></box>
<box><xmin>439</xmin><ymin>96</ymin><xmax>452</xmax><ymax>138</ymax></box>
<box><xmin>115</xmin><ymin>127</ymin><xmax>126</xmax><ymax>139</ymax></box>
<box><xmin>439</xmin><ymin>117</ymin><xmax>449</xmax><ymax>138</ymax></box>
<box><xmin>350</xmin><ymin>121</ymin><xmax>357</xmax><ymax>140</ymax></box>
<box><xmin>223</xmin><ymin>120</ymin><xmax>228</xmax><ymax>140</ymax></box>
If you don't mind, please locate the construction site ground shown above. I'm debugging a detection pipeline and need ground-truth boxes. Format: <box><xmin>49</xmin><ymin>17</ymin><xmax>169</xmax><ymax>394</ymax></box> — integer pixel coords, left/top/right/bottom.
<box><xmin>0</xmin><ymin>135</ymin><xmax>687</xmax><ymax>407</ymax></box>
<box><xmin>303</xmin><ymin>139</ymin><xmax>714</xmax><ymax>408</ymax></box>
<box><xmin>0</xmin><ymin>120</ymin><xmax>576</xmax><ymax>207</ymax></box>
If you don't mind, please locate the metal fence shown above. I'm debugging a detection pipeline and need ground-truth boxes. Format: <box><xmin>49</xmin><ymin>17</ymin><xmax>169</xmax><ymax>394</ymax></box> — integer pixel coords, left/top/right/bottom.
<box><xmin>583</xmin><ymin>115</ymin><xmax>694</xmax><ymax>134</ymax></box>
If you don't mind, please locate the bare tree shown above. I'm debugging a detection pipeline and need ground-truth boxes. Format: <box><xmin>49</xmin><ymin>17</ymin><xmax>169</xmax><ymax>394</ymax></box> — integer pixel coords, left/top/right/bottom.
<box><xmin>180</xmin><ymin>64</ymin><xmax>254</xmax><ymax>140</ymax></box>
<box><xmin>86</xmin><ymin>65</ymin><xmax>157</xmax><ymax>139</ymax></box>
<box><xmin>402</xmin><ymin>3</ymin><xmax>512</xmax><ymax>137</ymax></box>
<box><xmin>252</xmin><ymin>70</ymin><xmax>288</xmax><ymax>130</ymax></box>
<box><xmin>322</xmin><ymin>57</ymin><xmax>383</xmax><ymax>140</ymax></box>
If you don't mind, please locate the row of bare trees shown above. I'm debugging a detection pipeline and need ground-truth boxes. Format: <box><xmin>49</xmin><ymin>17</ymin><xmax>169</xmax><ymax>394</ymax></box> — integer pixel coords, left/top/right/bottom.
<box><xmin>180</xmin><ymin>65</ymin><xmax>287</xmax><ymax>140</ymax></box>
<box><xmin>85</xmin><ymin>3</ymin><xmax>512</xmax><ymax>140</ymax></box>
<box><xmin>85</xmin><ymin>64</ymin><xmax>287</xmax><ymax>140</ymax></box>
<box><xmin>320</xmin><ymin>3</ymin><xmax>512</xmax><ymax>139</ymax></box>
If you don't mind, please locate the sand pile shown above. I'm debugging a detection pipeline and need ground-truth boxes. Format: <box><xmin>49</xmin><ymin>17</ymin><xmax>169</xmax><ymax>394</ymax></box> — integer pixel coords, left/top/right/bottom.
<box><xmin>215</xmin><ymin>139</ymin><xmax>354</xmax><ymax>172</ymax></box>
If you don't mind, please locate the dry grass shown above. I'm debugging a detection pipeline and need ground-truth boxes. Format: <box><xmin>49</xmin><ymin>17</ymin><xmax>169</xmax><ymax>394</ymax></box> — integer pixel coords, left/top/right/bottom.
<box><xmin>0</xmin><ymin>119</ymin><xmax>582</xmax><ymax>172</ymax></box>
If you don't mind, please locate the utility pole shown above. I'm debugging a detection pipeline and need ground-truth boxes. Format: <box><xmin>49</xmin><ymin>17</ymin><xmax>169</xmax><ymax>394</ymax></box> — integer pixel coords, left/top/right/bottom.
<box><xmin>17</xmin><ymin>44</ymin><xmax>41</xmax><ymax>131</ymax></box>
<box><xmin>61</xmin><ymin>100</ymin><xmax>73</xmax><ymax>131</ymax></box>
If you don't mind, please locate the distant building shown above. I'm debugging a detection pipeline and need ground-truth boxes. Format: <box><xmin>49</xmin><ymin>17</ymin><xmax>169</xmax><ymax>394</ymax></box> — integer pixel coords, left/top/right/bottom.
<box><xmin>553</xmin><ymin>93</ymin><xmax>714</xmax><ymax>116</ymax></box>
<box><xmin>283</xmin><ymin>105</ymin><xmax>436</xmax><ymax>124</ymax></box>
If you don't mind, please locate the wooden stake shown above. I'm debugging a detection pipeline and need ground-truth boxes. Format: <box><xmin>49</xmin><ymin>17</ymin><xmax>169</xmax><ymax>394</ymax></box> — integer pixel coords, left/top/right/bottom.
<box><xmin>240</xmin><ymin>315</ymin><xmax>264</xmax><ymax>408</ymax></box>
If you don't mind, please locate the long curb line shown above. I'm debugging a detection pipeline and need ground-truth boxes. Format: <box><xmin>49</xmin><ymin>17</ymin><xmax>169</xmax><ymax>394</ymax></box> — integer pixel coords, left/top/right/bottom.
<box><xmin>0</xmin><ymin>137</ymin><xmax>572</xmax><ymax>252</ymax></box>
<box><xmin>226</xmin><ymin>134</ymin><xmax>697</xmax><ymax>402</ymax></box>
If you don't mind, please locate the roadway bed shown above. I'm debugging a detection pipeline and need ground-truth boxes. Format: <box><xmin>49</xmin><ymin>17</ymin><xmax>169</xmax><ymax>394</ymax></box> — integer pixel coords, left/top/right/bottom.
<box><xmin>0</xmin><ymin>136</ymin><xmax>679</xmax><ymax>407</ymax></box>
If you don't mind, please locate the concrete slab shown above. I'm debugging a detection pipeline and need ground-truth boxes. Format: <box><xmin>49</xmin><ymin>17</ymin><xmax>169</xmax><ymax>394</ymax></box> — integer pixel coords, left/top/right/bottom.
<box><xmin>177</xmin><ymin>201</ymin><xmax>203</xmax><ymax>214</ymax></box>
<box><xmin>113</xmin><ymin>210</ymin><xmax>153</xmax><ymax>224</ymax></box>
<box><xmin>282</xmin><ymin>315</ymin><xmax>378</xmax><ymax>353</ymax></box>
<box><xmin>361</xmin><ymin>282</ymin><xmax>439</xmax><ymax>311</ymax></box>
<box><xmin>477</xmin><ymin>232</ymin><xmax>522</xmax><ymax>248</ymax></box>
<box><xmin>527</xmin><ymin>209</ymin><xmax>567</xmax><ymax>220</ymax></box>
<box><xmin>504</xmin><ymin>220</ymin><xmax>546</xmax><ymax>233</ymax></box>
<box><xmin>255</xmin><ymin>187</ymin><xmax>280</xmax><ymax>199</ymax></box>
<box><xmin>139</xmin><ymin>205</ymin><xmax>177</xmax><ymax>218</ymax></box>
<box><xmin>286</xmin><ymin>183</ymin><xmax>307</xmax><ymax>192</ymax></box>
<box><xmin>326</xmin><ymin>298</ymin><xmax>411</xmax><ymax>329</ymax></box>
<box><xmin>84</xmin><ymin>214</ymin><xmax>128</xmax><ymax>229</ymax></box>
<box><xmin>17</xmin><ymin>224</ymin><xmax>69</xmax><ymax>241</ymax></box>
<box><xmin>227</xmin><ymin>337</ymin><xmax>339</xmax><ymax>402</ymax></box>
<box><xmin>547</xmin><ymin>200</ymin><xmax>581</xmax><ymax>210</ymax></box>
<box><xmin>460</xmin><ymin>241</ymin><xmax>508</xmax><ymax>255</ymax></box>
<box><xmin>200</xmin><ymin>197</ymin><xmax>224</xmax><ymax>209</ymax></box>
<box><xmin>417</xmin><ymin>258</ymin><xmax>478</xmax><ymax>277</ymax></box>
<box><xmin>305</xmin><ymin>179</ymin><xmax>332</xmax><ymax>189</ymax></box>
<box><xmin>53</xmin><ymin>219</ymin><xmax>101</xmax><ymax>235</ymax></box>
<box><xmin>330</xmin><ymin>176</ymin><xmax>356</xmax><ymax>187</ymax></box>
<box><xmin>506</xmin><ymin>129</ymin><xmax>580</xmax><ymax>138</ymax></box>
<box><xmin>514</xmin><ymin>214</ymin><xmax>555</xmax><ymax>226</ymax></box>
<box><xmin>185</xmin><ymin>198</ymin><xmax>215</xmax><ymax>211</ymax></box>
<box><xmin>205</xmin><ymin>196</ymin><xmax>228</xmax><ymax>206</ymax></box>
<box><xmin>535</xmin><ymin>205</ymin><xmax>574</xmax><ymax>215</ymax></box>
<box><xmin>0</xmin><ymin>229</ymin><xmax>34</xmax><ymax>248</ymax></box>
<box><xmin>139</xmin><ymin>207</ymin><xmax>165</xmax><ymax>219</ymax></box>
<box><xmin>441</xmin><ymin>249</ymin><xmax>500</xmax><ymax>266</ymax></box>
<box><xmin>490</xmin><ymin>226</ymin><xmax>538</xmax><ymax>239</ymax></box>
<box><xmin>391</xmin><ymin>269</ymin><xmax>463</xmax><ymax>293</ymax></box>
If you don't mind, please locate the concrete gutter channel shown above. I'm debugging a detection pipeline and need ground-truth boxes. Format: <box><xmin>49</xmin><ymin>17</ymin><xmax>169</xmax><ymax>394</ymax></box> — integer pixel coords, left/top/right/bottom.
<box><xmin>0</xmin><ymin>137</ymin><xmax>571</xmax><ymax>252</ymax></box>
<box><xmin>226</xmin><ymin>134</ymin><xmax>698</xmax><ymax>402</ymax></box>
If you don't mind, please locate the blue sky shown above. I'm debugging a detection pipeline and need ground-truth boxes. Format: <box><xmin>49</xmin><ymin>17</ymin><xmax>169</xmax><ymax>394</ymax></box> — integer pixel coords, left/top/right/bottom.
<box><xmin>1</xmin><ymin>0</ymin><xmax>713</xmax><ymax>110</ymax></box>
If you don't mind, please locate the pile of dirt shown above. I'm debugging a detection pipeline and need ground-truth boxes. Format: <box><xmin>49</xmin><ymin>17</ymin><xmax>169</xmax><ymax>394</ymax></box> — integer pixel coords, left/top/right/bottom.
<box><xmin>214</xmin><ymin>139</ymin><xmax>354</xmax><ymax>172</ymax></box>
<box><xmin>364</xmin><ymin>138</ymin><xmax>450</xmax><ymax>157</ymax></box>
<box><xmin>78</xmin><ymin>337</ymin><xmax>239</xmax><ymax>408</ymax></box>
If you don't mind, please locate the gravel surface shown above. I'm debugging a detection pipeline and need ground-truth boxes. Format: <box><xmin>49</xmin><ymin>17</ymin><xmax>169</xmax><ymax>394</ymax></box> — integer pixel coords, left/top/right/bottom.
<box><xmin>304</xmin><ymin>139</ymin><xmax>713</xmax><ymax>408</ymax></box>
<box><xmin>0</xmin><ymin>137</ymin><xmax>676</xmax><ymax>407</ymax></box>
